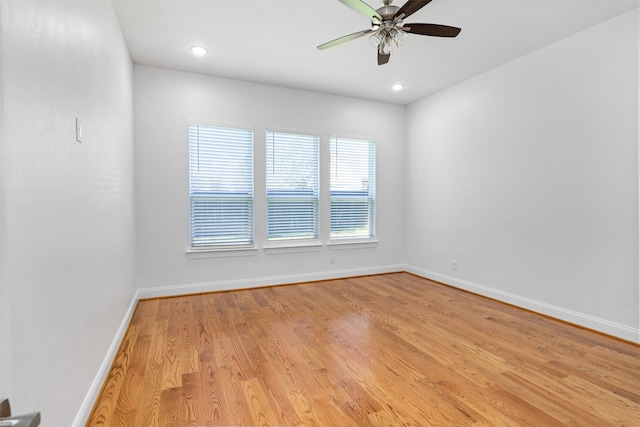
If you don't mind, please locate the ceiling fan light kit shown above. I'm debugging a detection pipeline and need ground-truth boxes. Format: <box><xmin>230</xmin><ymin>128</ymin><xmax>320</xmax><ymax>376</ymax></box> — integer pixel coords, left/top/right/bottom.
<box><xmin>318</xmin><ymin>0</ymin><xmax>461</xmax><ymax>66</ymax></box>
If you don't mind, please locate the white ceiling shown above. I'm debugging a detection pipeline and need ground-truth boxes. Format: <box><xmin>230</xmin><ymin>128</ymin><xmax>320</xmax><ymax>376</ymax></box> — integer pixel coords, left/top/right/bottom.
<box><xmin>112</xmin><ymin>0</ymin><xmax>639</xmax><ymax>105</ymax></box>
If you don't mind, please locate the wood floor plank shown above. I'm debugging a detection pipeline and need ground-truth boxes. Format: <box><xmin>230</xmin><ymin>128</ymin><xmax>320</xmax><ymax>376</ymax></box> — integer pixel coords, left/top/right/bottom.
<box><xmin>495</xmin><ymin>369</ymin><xmax>605</xmax><ymax>426</ymax></box>
<box><xmin>87</xmin><ymin>324</ymin><xmax>141</xmax><ymax>426</ymax></box>
<box><xmin>110</xmin><ymin>334</ymin><xmax>151</xmax><ymax>426</ymax></box>
<box><xmin>87</xmin><ymin>273</ymin><xmax>640</xmax><ymax>426</ymax></box>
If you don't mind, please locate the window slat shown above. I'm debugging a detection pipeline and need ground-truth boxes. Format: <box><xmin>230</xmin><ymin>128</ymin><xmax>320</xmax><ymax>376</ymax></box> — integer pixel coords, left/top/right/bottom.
<box><xmin>330</xmin><ymin>137</ymin><xmax>376</xmax><ymax>239</ymax></box>
<box><xmin>189</xmin><ymin>124</ymin><xmax>254</xmax><ymax>246</ymax></box>
<box><xmin>266</xmin><ymin>131</ymin><xmax>319</xmax><ymax>241</ymax></box>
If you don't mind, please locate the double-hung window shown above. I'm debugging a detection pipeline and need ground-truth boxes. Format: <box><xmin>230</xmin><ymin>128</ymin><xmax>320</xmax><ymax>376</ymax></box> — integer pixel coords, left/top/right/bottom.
<box><xmin>266</xmin><ymin>131</ymin><xmax>319</xmax><ymax>241</ymax></box>
<box><xmin>330</xmin><ymin>137</ymin><xmax>376</xmax><ymax>239</ymax></box>
<box><xmin>189</xmin><ymin>123</ymin><xmax>254</xmax><ymax>247</ymax></box>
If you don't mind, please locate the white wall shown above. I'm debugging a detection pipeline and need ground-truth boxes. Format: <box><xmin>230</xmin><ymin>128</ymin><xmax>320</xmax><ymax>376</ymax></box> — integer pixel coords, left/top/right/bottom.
<box><xmin>134</xmin><ymin>65</ymin><xmax>405</xmax><ymax>293</ymax></box>
<box><xmin>405</xmin><ymin>10</ymin><xmax>639</xmax><ymax>342</ymax></box>
<box><xmin>0</xmin><ymin>0</ymin><xmax>6</xmax><ymax>404</ymax></box>
<box><xmin>637</xmin><ymin>7</ymin><xmax>640</xmax><ymax>346</ymax></box>
<box><xmin>0</xmin><ymin>1</ymin><xmax>135</xmax><ymax>425</ymax></box>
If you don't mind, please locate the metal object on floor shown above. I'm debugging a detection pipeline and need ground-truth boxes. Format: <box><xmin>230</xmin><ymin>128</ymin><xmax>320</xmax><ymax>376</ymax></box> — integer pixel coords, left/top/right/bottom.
<box><xmin>0</xmin><ymin>399</ymin><xmax>40</xmax><ymax>427</ymax></box>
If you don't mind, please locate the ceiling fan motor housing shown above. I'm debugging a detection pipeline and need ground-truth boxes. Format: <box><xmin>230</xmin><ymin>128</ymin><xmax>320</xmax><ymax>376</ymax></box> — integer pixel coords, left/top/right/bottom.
<box><xmin>376</xmin><ymin>4</ymin><xmax>400</xmax><ymax>21</ymax></box>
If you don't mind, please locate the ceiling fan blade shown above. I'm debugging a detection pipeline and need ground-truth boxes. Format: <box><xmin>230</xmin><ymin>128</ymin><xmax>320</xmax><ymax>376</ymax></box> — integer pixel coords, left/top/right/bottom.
<box><xmin>378</xmin><ymin>51</ymin><xmax>390</xmax><ymax>65</ymax></box>
<box><xmin>339</xmin><ymin>0</ymin><xmax>382</xmax><ymax>22</ymax></box>
<box><xmin>317</xmin><ymin>29</ymin><xmax>373</xmax><ymax>50</ymax></box>
<box><xmin>394</xmin><ymin>0</ymin><xmax>433</xmax><ymax>20</ymax></box>
<box><xmin>405</xmin><ymin>23</ymin><xmax>461</xmax><ymax>37</ymax></box>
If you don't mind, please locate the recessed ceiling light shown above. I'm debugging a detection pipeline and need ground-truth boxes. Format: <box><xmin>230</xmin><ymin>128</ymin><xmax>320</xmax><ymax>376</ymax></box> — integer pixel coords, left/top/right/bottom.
<box><xmin>392</xmin><ymin>83</ymin><xmax>404</xmax><ymax>91</ymax></box>
<box><xmin>190</xmin><ymin>46</ymin><xmax>208</xmax><ymax>56</ymax></box>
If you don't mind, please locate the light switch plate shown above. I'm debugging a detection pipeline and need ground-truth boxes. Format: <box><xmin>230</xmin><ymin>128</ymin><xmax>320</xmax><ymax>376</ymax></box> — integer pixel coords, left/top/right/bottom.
<box><xmin>76</xmin><ymin>118</ymin><xmax>83</xmax><ymax>143</ymax></box>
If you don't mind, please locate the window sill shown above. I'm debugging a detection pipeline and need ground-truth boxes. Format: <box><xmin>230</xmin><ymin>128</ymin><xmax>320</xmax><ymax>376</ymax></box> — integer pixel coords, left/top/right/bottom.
<box><xmin>264</xmin><ymin>241</ymin><xmax>323</xmax><ymax>255</ymax></box>
<box><xmin>327</xmin><ymin>238</ymin><xmax>379</xmax><ymax>250</ymax></box>
<box><xmin>186</xmin><ymin>245</ymin><xmax>259</xmax><ymax>259</ymax></box>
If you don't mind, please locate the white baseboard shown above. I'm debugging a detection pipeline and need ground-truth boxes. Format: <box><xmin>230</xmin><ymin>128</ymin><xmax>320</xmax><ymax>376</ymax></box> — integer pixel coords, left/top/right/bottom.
<box><xmin>405</xmin><ymin>265</ymin><xmax>640</xmax><ymax>344</ymax></box>
<box><xmin>136</xmin><ymin>264</ymin><xmax>405</xmax><ymax>300</ymax></box>
<box><xmin>72</xmin><ymin>293</ymin><xmax>139</xmax><ymax>427</ymax></box>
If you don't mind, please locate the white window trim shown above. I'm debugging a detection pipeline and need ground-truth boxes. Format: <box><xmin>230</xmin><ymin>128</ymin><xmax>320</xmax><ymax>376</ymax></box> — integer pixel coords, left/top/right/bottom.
<box><xmin>263</xmin><ymin>240</ymin><xmax>323</xmax><ymax>255</ymax></box>
<box><xmin>186</xmin><ymin>239</ymin><xmax>377</xmax><ymax>257</ymax></box>
<box><xmin>327</xmin><ymin>238</ymin><xmax>379</xmax><ymax>250</ymax></box>
<box><xmin>186</xmin><ymin>245</ymin><xmax>258</xmax><ymax>259</ymax></box>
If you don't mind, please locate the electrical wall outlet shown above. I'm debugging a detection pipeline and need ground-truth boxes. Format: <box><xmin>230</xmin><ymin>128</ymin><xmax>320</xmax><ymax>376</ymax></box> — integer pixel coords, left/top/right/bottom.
<box><xmin>452</xmin><ymin>260</ymin><xmax>458</xmax><ymax>270</ymax></box>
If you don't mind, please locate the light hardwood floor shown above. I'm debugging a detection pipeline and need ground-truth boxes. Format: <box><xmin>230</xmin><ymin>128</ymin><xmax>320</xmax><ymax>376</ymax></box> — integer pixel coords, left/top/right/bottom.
<box><xmin>87</xmin><ymin>273</ymin><xmax>640</xmax><ymax>426</ymax></box>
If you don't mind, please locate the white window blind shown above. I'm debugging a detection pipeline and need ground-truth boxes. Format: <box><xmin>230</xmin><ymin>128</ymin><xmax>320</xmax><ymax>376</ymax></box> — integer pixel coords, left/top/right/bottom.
<box><xmin>266</xmin><ymin>131</ymin><xmax>319</xmax><ymax>241</ymax></box>
<box><xmin>330</xmin><ymin>137</ymin><xmax>376</xmax><ymax>239</ymax></box>
<box><xmin>189</xmin><ymin>123</ymin><xmax>254</xmax><ymax>247</ymax></box>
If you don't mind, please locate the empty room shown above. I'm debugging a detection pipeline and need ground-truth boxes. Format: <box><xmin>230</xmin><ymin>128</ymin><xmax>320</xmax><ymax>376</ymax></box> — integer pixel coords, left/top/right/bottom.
<box><xmin>0</xmin><ymin>0</ymin><xmax>638</xmax><ymax>426</ymax></box>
